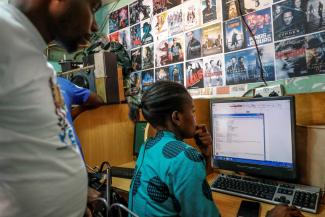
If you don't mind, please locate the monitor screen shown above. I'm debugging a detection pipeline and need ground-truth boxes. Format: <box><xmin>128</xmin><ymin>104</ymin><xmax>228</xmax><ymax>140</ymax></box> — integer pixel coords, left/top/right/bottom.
<box><xmin>133</xmin><ymin>121</ymin><xmax>148</xmax><ymax>156</ymax></box>
<box><xmin>211</xmin><ymin>96</ymin><xmax>296</xmax><ymax>180</ymax></box>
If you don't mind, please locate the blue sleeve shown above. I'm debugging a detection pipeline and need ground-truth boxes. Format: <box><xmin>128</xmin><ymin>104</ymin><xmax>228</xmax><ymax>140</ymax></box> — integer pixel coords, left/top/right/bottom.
<box><xmin>170</xmin><ymin>147</ymin><xmax>220</xmax><ymax>217</ymax></box>
<box><xmin>57</xmin><ymin>77</ymin><xmax>91</xmax><ymax>105</ymax></box>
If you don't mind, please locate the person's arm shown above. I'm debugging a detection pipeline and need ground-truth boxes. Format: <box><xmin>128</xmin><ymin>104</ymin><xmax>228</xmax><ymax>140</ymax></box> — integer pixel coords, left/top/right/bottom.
<box><xmin>171</xmin><ymin>148</ymin><xmax>220</xmax><ymax>217</ymax></box>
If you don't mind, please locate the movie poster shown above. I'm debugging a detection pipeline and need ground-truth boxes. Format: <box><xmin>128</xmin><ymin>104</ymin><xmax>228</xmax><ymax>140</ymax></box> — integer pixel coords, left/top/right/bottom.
<box><xmin>183</xmin><ymin>0</ymin><xmax>201</xmax><ymax>30</ymax></box>
<box><xmin>153</xmin><ymin>12</ymin><xmax>168</xmax><ymax>40</ymax></box>
<box><xmin>275</xmin><ymin>37</ymin><xmax>307</xmax><ymax>79</ymax></box>
<box><xmin>130</xmin><ymin>71</ymin><xmax>142</xmax><ymax>93</ymax></box>
<box><xmin>139</xmin><ymin>0</ymin><xmax>152</xmax><ymax>21</ymax></box>
<box><xmin>202</xmin><ymin>23</ymin><xmax>223</xmax><ymax>56</ymax></box>
<box><xmin>224</xmin><ymin>17</ymin><xmax>245</xmax><ymax>52</ymax></box>
<box><xmin>141</xmin><ymin>20</ymin><xmax>154</xmax><ymax>45</ymax></box>
<box><xmin>202</xmin><ymin>0</ymin><xmax>222</xmax><ymax>24</ymax></box>
<box><xmin>272</xmin><ymin>1</ymin><xmax>307</xmax><ymax>41</ymax></box>
<box><xmin>142</xmin><ymin>44</ymin><xmax>154</xmax><ymax>70</ymax></box>
<box><xmin>168</xmin><ymin>35</ymin><xmax>185</xmax><ymax>63</ymax></box>
<box><xmin>241</xmin><ymin>0</ymin><xmax>272</xmax><ymax>14</ymax></box>
<box><xmin>129</xmin><ymin>1</ymin><xmax>140</xmax><ymax>26</ymax></box>
<box><xmin>109</xmin><ymin>6</ymin><xmax>129</xmax><ymax>33</ymax></box>
<box><xmin>203</xmin><ymin>54</ymin><xmax>224</xmax><ymax>87</ymax></box>
<box><xmin>244</xmin><ymin>7</ymin><xmax>273</xmax><ymax>48</ymax></box>
<box><xmin>306</xmin><ymin>0</ymin><xmax>325</xmax><ymax>33</ymax></box>
<box><xmin>155</xmin><ymin>66</ymin><xmax>170</xmax><ymax>81</ymax></box>
<box><xmin>306</xmin><ymin>32</ymin><xmax>325</xmax><ymax>74</ymax></box>
<box><xmin>153</xmin><ymin>0</ymin><xmax>167</xmax><ymax>15</ymax></box>
<box><xmin>167</xmin><ymin>6</ymin><xmax>184</xmax><ymax>36</ymax></box>
<box><xmin>225</xmin><ymin>44</ymin><xmax>275</xmax><ymax>85</ymax></box>
<box><xmin>185</xmin><ymin>29</ymin><xmax>202</xmax><ymax>60</ymax></box>
<box><xmin>119</xmin><ymin>28</ymin><xmax>131</xmax><ymax>51</ymax></box>
<box><xmin>169</xmin><ymin>63</ymin><xmax>184</xmax><ymax>84</ymax></box>
<box><xmin>131</xmin><ymin>48</ymin><xmax>142</xmax><ymax>71</ymax></box>
<box><xmin>186</xmin><ymin>59</ymin><xmax>204</xmax><ymax>89</ymax></box>
<box><xmin>141</xmin><ymin>69</ymin><xmax>154</xmax><ymax>92</ymax></box>
<box><xmin>155</xmin><ymin>39</ymin><xmax>169</xmax><ymax>67</ymax></box>
<box><xmin>222</xmin><ymin>0</ymin><xmax>241</xmax><ymax>21</ymax></box>
<box><xmin>130</xmin><ymin>24</ymin><xmax>142</xmax><ymax>49</ymax></box>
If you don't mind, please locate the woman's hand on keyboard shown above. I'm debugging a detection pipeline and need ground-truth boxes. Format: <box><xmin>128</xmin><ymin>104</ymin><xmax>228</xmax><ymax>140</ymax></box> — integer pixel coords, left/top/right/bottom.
<box><xmin>266</xmin><ymin>204</ymin><xmax>304</xmax><ymax>217</ymax></box>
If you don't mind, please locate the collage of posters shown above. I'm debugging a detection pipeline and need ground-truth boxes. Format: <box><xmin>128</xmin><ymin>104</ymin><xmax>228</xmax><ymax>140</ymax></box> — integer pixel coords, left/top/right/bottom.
<box><xmin>107</xmin><ymin>0</ymin><xmax>325</xmax><ymax>94</ymax></box>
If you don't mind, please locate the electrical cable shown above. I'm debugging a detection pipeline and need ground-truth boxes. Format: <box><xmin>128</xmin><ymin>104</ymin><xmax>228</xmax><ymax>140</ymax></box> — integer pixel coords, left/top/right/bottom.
<box><xmin>236</xmin><ymin>0</ymin><xmax>268</xmax><ymax>87</ymax></box>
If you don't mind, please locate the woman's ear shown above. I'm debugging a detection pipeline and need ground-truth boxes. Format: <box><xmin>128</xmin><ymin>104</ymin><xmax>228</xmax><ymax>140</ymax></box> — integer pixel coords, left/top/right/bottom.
<box><xmin>171</xmin><ymin>110</ymin><xmax>182</xmax><ymax>126</ymax></box>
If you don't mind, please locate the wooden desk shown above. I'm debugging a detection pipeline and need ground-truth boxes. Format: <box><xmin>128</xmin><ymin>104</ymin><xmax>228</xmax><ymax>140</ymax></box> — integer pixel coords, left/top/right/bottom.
<box><xmin>112</xmin><ymin>162</ymin><xmax>325</xmax><ymax>217</ymax></box>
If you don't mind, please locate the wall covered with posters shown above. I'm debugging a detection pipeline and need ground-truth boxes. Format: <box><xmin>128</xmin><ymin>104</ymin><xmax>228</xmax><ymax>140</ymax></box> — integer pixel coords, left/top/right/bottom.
<box><xmin>102</xmin><ymin>0</ymin><xmax>325</xmax><ymax>97</ymax></box>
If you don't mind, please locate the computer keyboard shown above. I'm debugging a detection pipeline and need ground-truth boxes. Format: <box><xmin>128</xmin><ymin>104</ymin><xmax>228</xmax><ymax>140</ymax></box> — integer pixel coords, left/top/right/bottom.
<box><xmin>211</xmin><ymin>174</ymin><xmax>322</xmax><ymax>214</ymax></box>
<box><xmin>110</xmin><ymin>167</ymin><xmax>135</xmax><ymax>179</ymax></box>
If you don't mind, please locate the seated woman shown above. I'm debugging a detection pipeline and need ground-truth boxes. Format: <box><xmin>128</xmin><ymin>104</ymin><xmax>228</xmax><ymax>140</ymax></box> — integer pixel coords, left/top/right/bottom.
<box><xmin>128</xmin><ymin>81</ymin><xmax>219</xmax><ymax>216</ymax></box>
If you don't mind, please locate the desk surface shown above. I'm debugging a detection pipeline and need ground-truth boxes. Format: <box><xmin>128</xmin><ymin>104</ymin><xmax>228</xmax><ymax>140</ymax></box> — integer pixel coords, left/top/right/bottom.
<box><xmin>112</xmin><ymin>162</ymin><xmax>325</xmax><ymax>217</ymax></box>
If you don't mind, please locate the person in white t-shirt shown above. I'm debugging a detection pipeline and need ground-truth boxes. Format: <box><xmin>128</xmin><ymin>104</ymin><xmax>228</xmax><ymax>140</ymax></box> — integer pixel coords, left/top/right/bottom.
<box><xmin>0</xmin><ymin>0</ymin><xmax>101</xmax><ymax>216</ymax></box>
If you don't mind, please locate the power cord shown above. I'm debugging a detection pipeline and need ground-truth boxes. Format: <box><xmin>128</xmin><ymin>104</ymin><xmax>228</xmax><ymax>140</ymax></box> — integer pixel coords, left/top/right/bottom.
<box><xmin>236</xmin><ymin>0</ymin><xmax>268</xmax><ymax>87</ymax></box>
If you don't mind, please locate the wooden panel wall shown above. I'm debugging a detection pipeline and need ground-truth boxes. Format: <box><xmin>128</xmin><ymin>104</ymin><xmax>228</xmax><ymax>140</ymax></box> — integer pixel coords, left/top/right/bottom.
<box><xmin>75</xmin><ymin>92</ymin><xmax>325</xmax><ymax>177</ymax></box>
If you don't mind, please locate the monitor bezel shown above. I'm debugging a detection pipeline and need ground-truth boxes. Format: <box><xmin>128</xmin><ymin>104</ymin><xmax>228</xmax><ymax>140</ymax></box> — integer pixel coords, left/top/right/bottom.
<box><xmin>210</xmin><ymin>96</ymin><xmax>297</xmax><ymax>181</ymax></box>
<box><xmin>133</xmin><ymin>121</ymin><xmax>148</xmax><ymax>157</ymax></box>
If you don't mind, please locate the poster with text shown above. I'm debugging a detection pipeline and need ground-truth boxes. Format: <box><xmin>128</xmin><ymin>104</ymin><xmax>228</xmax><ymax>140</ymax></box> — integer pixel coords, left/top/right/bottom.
<box><xmin>224</xmin><ymin>17</ymin><xmax>245</xmax><ymax>52</ymax></box>
<box><xmin>167</xmin><ymin>5</ymin><xmax>184</xmax><ymax>36</ymax></box>
<box><xmin>185</xmin><ymin>29</ymin><xmax>202</xmax><ymax>60</ymax></box>
<box><xmin>202</xmin><ymin>0</ymin><xmax>222</xmax><ymax>24</ymax></box>
<box><xmin>155</xmin><ymin>39</ymin><xmax>170</xmax><ymax>67</ymax></box>
<box><xmin>168</xmin><ymin>35</ymin><xmax>185</xmax><ymax>63</ymax></box>
<box><xmin>225</xmin><ymin>44</ymin><xmax>275</xmax><ymax>85</ymax></box>
<box><xmin>141</xmin><ymin>69</ymin><xmax>154</xmax><ymax>92</ymax></box>
<box><xmin>202</xmin><ymin>23</ymin><xmax>223</xmax><ymax>56</ymax></box>
<box><xmin>130</xmin><ymin>71</ymin><xmax>142</xmax><ymax>93</ymax></box>
<box><xmin>169</xmin><ymin>63</ymin><xmax>184</xmax><ymax>84</ymax></box>
<box><xmin>222</xmin><ymin>0</ymin><xmax>241</xmax><ymax>21</ymax></box>
<box><xmin>130</xmin><ymin>24</ymin><xmax>142</xmax><ymax>49</ymax></box>
<box><xmin>272</xmin><ymin>0</ymin><xmax>307</xmax><ymax>41</ymax></box>
<box><xmin>167</xmin><ymin>0</ymin><xmax>182</xmax><ymax>9</ymax></box>
<box><xmin>203</xmin><ymin>54</ymin><xmax>225</xmax><ymax>87</ymax></box>
<box><xmin>186</xmin><ymin>59</ymin><xmax>204</xmax><ymax>89</ymax></box>
<box><xmin>183</xmin><ymin>0</ymin><xmax>201</xmax><ymax>30</ymax></box>
<box><xmin>306</xmin><ymin>0</ymin><xmax>325</xmax><ymax>33</ymax></box>
<box><xmin>129</xmin><ymin>1</ymin><xmax>140</xmax><ymax>26</ymax></box>
<box><xmin>153</xmin><ymin>0</ymin><xmax>168</xmax><ymax>15</ymax></box>
<box><xmin>142</xmin><ymin>44</ymin><xmax>154</xmax><ymax>70</ymax></box>
<box><xmin>275</xmin><ymin>37</ymin><xmax>307</xmax><ymax>79</ymax></box>
<box><xmin>244</xmin><ymin>7</ymin><xmax>273</xmax><ymax>48</ymax></box>
<box><xmin>109</xmin><ymin>31</ymin><xmax>119</xmax><ymax>42</ymax></box>
<box><xmin>155</xmin><ymin>66</ymin><xmax>170</xmax><ymax>81</ymax></box>
<box><xmin>141</xmin><ymin>20</ymin><xmax>154</xmax><ymax>45</ymax></box>
<box><xmin>153</xmin><ymin>12</ymin><xmax>168</xmax><ymax>40</ymax></box>
<box><xmin>119</xmin><ymin>28</ymin><xmax>131</xmax><ymax>51</ymax></box>
<box><xmin>241</xmin><ymin>0</ymin><xmax>272</xmax><ymax>15</ymax></box>
<box><xmin>306</xmin><ymin>32</ymin><xmax>325</xmax><ymax>74</ymax></box>
<box><xmin>131</xmin><ymin>47</ymin><xmax>142</xmax><ymax>71</ymax></box>
<box><xmin>109</xmin><ymin>6</ymin><xmax>129</xmax><ymax>33</ymax></box>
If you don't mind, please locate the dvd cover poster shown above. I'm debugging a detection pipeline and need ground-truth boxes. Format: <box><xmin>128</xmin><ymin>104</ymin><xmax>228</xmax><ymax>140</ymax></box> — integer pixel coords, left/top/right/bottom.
<box><xmin>153</xmin><ymin>12</ymin><xmax>168</xmax><ymax>40</ymax></box>
<box><xmin>185</xmin><ymin>29</ymin><xmax>202</xmax><ymax>60</ymax></box>
<box><xmin>241</xmin><ymin>0</ymin><xmax>272</xmax><ymax>14</ymax></box>
<box><xmin>141</xmin><ymin>21</ymin><xmax>154</xmax><ymax>46</ymax></box>
<box><xmin>153</xmin><ymin>0</ymin><xmax>167</xmax><ymax>15</ymax></box>
<box><xmin>307</xmin><ymin>0</ymin><xmax>325</xmax><ymax>33</ymax></box>
<box><xmin>155</xmin><ymin>39</ymin><xmax>170</xmax><ymax>67</ymax></box>
<box><xmin>169</xmin><ymin>63</ymin><xmax>184</xmax><ymax>84</ymax></box>
<box><xmin>186</xmin><ymin>59</ymin><xmax>204</xmax><ymax>89</ymax></box>
<box><xmin>203</xmin><ymin>54</ymin><xmax>224</xmax><ymax>87</ymax></box>
<box><xmin>131</xmin><ymin>48</ymin><xmax>142</xmax><ymax>71</ymax></box>
<box><xmin>272</xmin><ymin>0</ymin><xmax>307</xmax><ymax>41</ymax></box>
<box><xmin>202</xmin><ymin>0</ymin><xmax>222</xmax><ymax>24</ymax></box>
<box><xmin>155</xmin><ymin>66</ymin><xmax>170</xmax><ymax>81</ymax></box>
<box><xmin>183</xmin><ymin>0</ymin><xmax>201</xmax><ymax>31</ymax></box>
<box><xmin>130</xmin><ymin>71</ymin><xmax>142</xmax><ymax>93</ymax></box>
<box><xmin>167</xmin><ymin>6</ymin><xmax>184</xmax><ymax>36</ymax></box>
<box><xmin>139</xmin><ymin>0</ymin><xmax>152</xmax><ymax>21</ymax></box>
<box><xmin>130</xmin><ymin>24</ymin><xmax>142</xmax><ymax>49</ymax></box>
<box><xmin>109</xmin><ymin>6</ymin><xmax>129</xmax><ymax>33</ymax></box>
<box><xmin>142</xmin><ymin>44</ymin><xmax>154</xmax><ymax>70</ymax></box>
<box><xmin>224</xmin><ymin>17</ymin><xmax>245</xmax><ymax>52</ymax></box>
<box><xmin>225</xmin><ymin>44</ymin><xmax>275</xmax><ymax>85</ymax></box>
<box><xmin>202</xmin><ymin>23</ymin><xmax>223</xmax><ymax>56</ymax></box>
<box><xmin>119</xmin><ymin>28</ymin><xmax>131</xmax><ymax>51</ymax></box>
<box><xmin>244</xmin><ymin>7</ymin><xmax>273</xmax><ymax>48</ymax></box>
<box><xmin>275</xmin><ymin>37</ymin><xmax>307</xmax><ymax>79</ymax></box>
<box><xmin>168</xmin><ymin>35</ymin><xmax>185</xmax><ymax>63</ymax></box>
<box><xmin>222</xmin><ymin>0</ymin><xmax>240</xmax><ymax>21</ymax></box>
<box><xmin>141</xmin><ymin>69</ymin><xmax>154</xmax><ymax>92</ymax></box>
<box><xmin>306</xmin><ymin>32</ymin><xmax>325</xmax><ymax>74</ymax></box>
<box><xmin>129</xmin><ymin>1</ymin><xmax>140</xmax><ymax>26</ymax></box>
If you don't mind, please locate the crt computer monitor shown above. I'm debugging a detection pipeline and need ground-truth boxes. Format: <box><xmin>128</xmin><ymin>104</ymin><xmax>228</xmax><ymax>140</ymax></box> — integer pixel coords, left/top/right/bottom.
<box><xmin>133</xmin><ymin>121</ymin><xmax>148</xmax><ymax>157</ymax></box>
<box><xmin>210</xmin><ymin>96</ymin><xmax>296</xmax><ymax>180</ymax></box>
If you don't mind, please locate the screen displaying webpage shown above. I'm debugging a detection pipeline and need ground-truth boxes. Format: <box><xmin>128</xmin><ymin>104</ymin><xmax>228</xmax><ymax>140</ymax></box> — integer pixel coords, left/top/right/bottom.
<box><xmin>212</xmin><ymin>99</ymin><xmax>293</xmax><ymax>168</ymax></box>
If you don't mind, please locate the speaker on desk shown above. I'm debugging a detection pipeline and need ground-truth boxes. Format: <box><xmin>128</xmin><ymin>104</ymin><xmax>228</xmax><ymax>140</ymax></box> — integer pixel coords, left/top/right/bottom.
<box><xmin>94</xmin><ymin>51</ymin><xmax>125</xmax><ymax>104</ymax></box>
